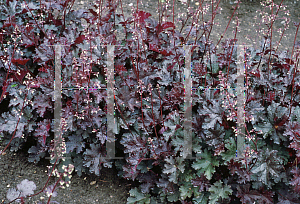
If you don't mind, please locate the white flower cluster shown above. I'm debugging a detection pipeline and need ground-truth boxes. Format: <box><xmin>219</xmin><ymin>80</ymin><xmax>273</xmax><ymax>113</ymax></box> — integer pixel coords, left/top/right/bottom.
<box><xmin>49</xmin><ymin>164</ymin><xmax>74</xmax><ymax>189</ymax></box>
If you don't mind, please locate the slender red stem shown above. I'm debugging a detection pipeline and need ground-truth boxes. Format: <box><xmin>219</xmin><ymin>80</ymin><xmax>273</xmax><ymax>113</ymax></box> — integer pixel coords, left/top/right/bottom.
<box><xmin>288</xmin><ymin>22</ymin><xmax>300</xmax><ymax>118</ymax></box>
<box><xmin>150</xmin><ymin>90</ymin><xmax>158</xmax><ymax>140</ymax></box>
<box><xmin>47</xmin><ymin>171</ymin><xmax>63</xmax><ymax>204</ymax></box>
<box><xmin>23</xmin><ymin>0</ymin><xmax>48</xmax><ymax>39</ymax></box>
<box><xmin>215</xmin><ymin>0</ymin><xmax>240</xmax><ymax>48</ymax></box>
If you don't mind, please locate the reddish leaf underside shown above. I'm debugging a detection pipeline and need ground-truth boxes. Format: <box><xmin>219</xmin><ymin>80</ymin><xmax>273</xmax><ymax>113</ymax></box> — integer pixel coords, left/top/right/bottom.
<box><xmin>138</xmin><ymin>11</ymin><xmax>151</xmax><ymax>24</ymax></box>
<box><xmin>74</xmin><ymin>35</ymin><xmax>86</xmax><ymax>45</ymax></box>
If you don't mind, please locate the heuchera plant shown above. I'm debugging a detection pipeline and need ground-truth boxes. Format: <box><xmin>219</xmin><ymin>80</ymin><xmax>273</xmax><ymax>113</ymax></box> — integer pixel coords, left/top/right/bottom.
<box><xmin>0</xmin><ymin>0</ymin><xmax>300</xmax><ymax>203</ymax></box>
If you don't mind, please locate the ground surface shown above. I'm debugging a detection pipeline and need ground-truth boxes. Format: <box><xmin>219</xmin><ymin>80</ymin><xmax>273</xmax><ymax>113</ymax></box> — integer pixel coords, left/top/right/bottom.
<box><xmin>1</xmin><ymin>0</ymin><xmax>300</xmax><ymax>203</ymax></box>
<box><xmin>74</xmin><ymin>0</ymin><xmax>300</xmax><ymax>52</ymax></box>
<box><xmin>0</xmin><ymin>142</ymin><xmax>137</xmax><ymax>204</ymax></box>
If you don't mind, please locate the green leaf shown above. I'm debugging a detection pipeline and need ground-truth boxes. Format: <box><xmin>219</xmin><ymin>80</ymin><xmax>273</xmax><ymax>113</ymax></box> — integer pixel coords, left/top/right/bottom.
<box><xmin>267</xmin><ymin>102</ymin><xmax>287</xmax><ymax>122</ymax></box>
<box><xmin>172</xmin><ymin>127</ymin><xmax>198</xmax><ymax>156</ymax></box>
<box><xmin>82</xmin><ymin>131</ymin><xmax>89</xmax><ymax>139</ymax></box>
<box><xmin>224</xmin><ymin>129</ymin><xmax>233</xmax><ymax>140</ymax></box>
<box><xmin>23</xmin><ymin>106</ymin><xmax>33</xmax><ymax>121</ymax></box>
<box><xmin>179</xmin><ymin>168</ymin><xmax>193</xmax><ymax>183</ymax></box>
<box><xmin>192</xmin><ymin>149</ymin><xmax>219</xmax><ymax>180</ymax></box>
<box><xmin>249</xmin><ymin>138</ymin><xmax>266</xmax><ymax>153</ymax></box>
<box><xmin>162</xmin><ymin>111</ymin><xmax>181</xmax><ymax>141</ymax></box>
<box><xmin>136</xmin><ymin>160</ymin><xmax>153</xmax><ymax>173</ymax></box>
<box><xmin>193</xmin><ymin>193</ymin><xmax>209</xmax><ymax>204</ymax></box>
<box><xmin>207</xmin><ymin>54</ymin><xmax>219</xmax><ymax>74</ymax></box>
<box><xmin>198</xmin><ymin>100</ymin><xmax>223</xmax><ymax>130</ymax></box>
<box><xmin>149</xmin><ymin>197</ymin><xmax>160</xmax><ymax>204</ymax></box>
<box><xmin>0</xmin><ymin>111</ymin><xmax>26</xmax><ymax>138</ymax></box>
<box><xmin>171</xmin><ymin>128</ymin><xmax>184</xmax><ymax>153</ymax></box>
<box><xmin>252</xmin><ymin>162</ymin><xmax>268</xmax><ymax>184</ymax></box>
<box><xmin>163</xmin><ymin>156</ymin><xmax>185</xmax><ymax>184</ymax></box>
<box><xmin>27</xmin><ymin>2</ymin><xmax>39</xmax><ymax>10</ymax></box>
<box><xmin>221</xmin><ymin>137</ymin><xmax>236</xmax><ymax>164</ymax></box>
<box><xmin>192</xmin><ymin>134</ymin><xmax>203</xmax><ymax>154</ymax></box>
<box><xmin>253</xmin><ymin>102</ymin><xmax>288</xmax><ymax>144</ymax></box>
<box><xmin>167</xmin><ymin>190</ymin><xmax>180</xmax><ymax>202</ymax></box>
<box><xmin>209</xmin><ymin>62</ymin><xmax>219</xmax><ymax>74</ymax></box>
<box><xmin>127</xmin><ymin>188</ymin><xmax>151</xmax><ymax>204</ymax></box>
<box><xmin>203</xmin><ymin>122</ymin><xmax>225</xmax><ymax>151</ymax></box>
<box><xmin>127</xmin><ymin>32</ymin><xmax>133</xmax><ymax>40</ymax></box>
<box><xmin>72</xmin><ymin>154</ymin><xmax>86</xmax><ymax>177</ymax></box>
<box><xmin>264</xmin><ymin>102</ymin><xmax>288</xmax><ymax>144</ymax></box>
<box><xmin>251</xmin><ymin>148</ymin><xmax>286</xmax><ymax>188</ymax></box>
<box><xmin>247</xmin><ymin>101</ymin><xmax>265</xmax><ymax>124</ymax></box>
<box><xmin>179</xmin><ymin>182</ymin><xmax>194</xmax><ymax>200</ymax></box>
<box><xmin>253</xmin><ymin>121</ymin><xmax>273</xmax><ymax>139</ymax></box>
<box><xmin>44</xmin><ymin>24</ymin><xmax>58</xmax><ymax>32</ymax></box>
<box><xmin>208</xmin><ymin>181</ymin><xmax>232</xmax><ymax>204</ymax></box>
<box><xmin>121</xmin><ymin>40</ymin><xmax>126</xmax><ymax>46</ymax></box>
<box><xmin>291</xmin><ymin>106</ymin><xmax>300</xmax><ymax>123</ymax></box>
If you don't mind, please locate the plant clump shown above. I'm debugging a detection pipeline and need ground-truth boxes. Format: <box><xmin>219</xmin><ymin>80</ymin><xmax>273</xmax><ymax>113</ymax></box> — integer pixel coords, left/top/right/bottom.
<box><xmin>0</xmin><ymin>0</ymin><xmax>300</xmax><ymax>203</ymax></box>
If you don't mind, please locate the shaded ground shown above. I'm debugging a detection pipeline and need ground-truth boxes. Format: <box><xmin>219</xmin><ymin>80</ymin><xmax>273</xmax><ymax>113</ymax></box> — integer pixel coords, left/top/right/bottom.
<box><xmin>1</xmin><ymin>0</ymin><xmax>300</xmax><ymax>203</ymax></box>
<box><xmin>0</xmin><ymin>142</ymin><xmax>137</xmax><ymax>204</ymax></box>
<box><xmin>75</xmin><ymin>0</ymin><xmax>300</xmax><ymax>52</ymax></box>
